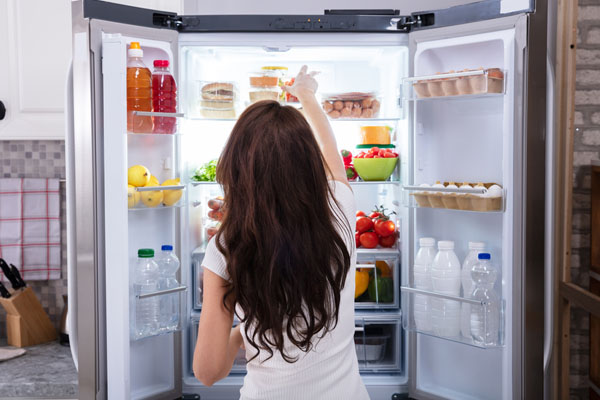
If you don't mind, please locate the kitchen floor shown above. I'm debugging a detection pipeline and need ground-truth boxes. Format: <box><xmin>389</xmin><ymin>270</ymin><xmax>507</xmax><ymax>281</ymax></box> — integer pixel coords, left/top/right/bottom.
<box><xmin>0</xmin><ymin>339</ymin><xmax>78</xmax><ymax>398</ymax></box>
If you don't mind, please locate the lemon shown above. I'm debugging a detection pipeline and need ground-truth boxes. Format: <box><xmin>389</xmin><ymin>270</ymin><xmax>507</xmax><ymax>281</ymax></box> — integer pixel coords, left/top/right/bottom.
<box><xmin>162</xmin><ymin>178</ymin><xmax>183</xmax><ymax>206</ymax></box>
<box><xmin>127</xmin><ymin>185</ymin><xmax>140</xmax><ymax>208</ymax></box>
<box><xmin>140</xmin><ymin>190</ymin><xmax>163</xmax><ymax>208</ymax></box>
<box><xmin>146</xmin><ymin>175</ymin><xmax>159</xmax><ymax>187</ymax></box>
<box><xmin>128</xmin><ymin>165</ymin><xmax>150</xmax><ymax>187</ymax></box>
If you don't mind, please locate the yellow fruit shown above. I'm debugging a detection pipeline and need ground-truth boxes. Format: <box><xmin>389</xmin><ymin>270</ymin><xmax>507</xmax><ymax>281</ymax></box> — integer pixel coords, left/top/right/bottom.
<box><xmin>140</xmin><ymin>190</ymin><xmax>163</xmax><ymax>208</ymax></box>
<box><xmin>355</xmin><ymin>269</ymin><xmax>369</xmax><ymax>298</ymax></box>
<box><xmin>161</xmin><ymin>178</ymin><xmax>183</xmax><ymax>206</ymax></box>
<box><xmin>375</xmin><ymin>261</ymin><xmax>392</xmax><ymax>278</ymax></box>
<box><xmin>127</xmin><ymin>185</ymin><xmax>140</xmax><ymax>208</ymax></box>
<box><xmin>146</xmin><ymin>175</ymin><xmax>159</xmax><ymax>187</ymax></box>
<box><xmin>128</xmin><ymin>165</ymin><xmax>150</xmax><ymax>187</ymax></box>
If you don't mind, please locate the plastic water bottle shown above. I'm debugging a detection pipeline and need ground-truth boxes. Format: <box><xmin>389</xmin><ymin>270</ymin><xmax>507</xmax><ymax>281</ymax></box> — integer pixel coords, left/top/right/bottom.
<box><xmin>430</xmin><ymin>240</ymin><xmax>461</xmax><ymax>338</ymax></box>
<box><xmin>470</xmin><ymin>253</ymin><xmax>500</xmax><ymax>346</ymax></box>
<box><xmin>156</xmin><ymin>245</ymin><xmax>180</xmax><ymax>332</ymax></box>
<box><xmin>460</xmin><ymin>241</ymin><xmax>486</xmax><ymax>338</ymax></box>
<box><xmin>134</xmin><ymin>248</ymin><xmax>160</xmax><ymax>339</ymax></box>
<box><xmin>413</xmin><ymin>237</ymin><xmax>436</xmax><ymax>332</ymax></box>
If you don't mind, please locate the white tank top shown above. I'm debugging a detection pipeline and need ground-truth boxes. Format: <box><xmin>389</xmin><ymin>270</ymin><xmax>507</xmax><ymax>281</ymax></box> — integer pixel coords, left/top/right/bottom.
<box><xmin>202</xmin><ymin>181</ymin><xmax>369</xmax><ymax>400</ymax></box>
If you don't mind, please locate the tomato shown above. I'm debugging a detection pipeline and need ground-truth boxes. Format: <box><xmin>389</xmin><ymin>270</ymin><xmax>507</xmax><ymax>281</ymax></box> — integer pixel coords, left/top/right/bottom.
<box><xmin>208</xmin><ymin>210</ymin><xmax>224</xmax><ymax>221</ymax></box>
<box><xmin>378</xmin><ymin>149</ymin><xmax>387</xmax><ymax>157</ymax></box>
<box><xmin>374</xmin><ymin>155</ymin><xmax>381</xmax><ymax>158</ymax></box>
<box><xmin>365</xmin><ymin>153</ymin><xmax>375</xmax><ymax>158</ymax></box>
<box><xmin>355</xmin><ymin>232</ymin><xmax>361</xmax><ymax>247</ymax></box>
<box><xmin>370</xmin><ymin>146</ymin><xmax>380</xmax><ymax>154</ymax></box>
<box><xmin>356</xmin><ymin>210</ymin><xmax>366</xmax><ymax>217</ymax></box>
<box><xmin>369</xmin><ymin>212</ymin><xmax>381</xmax><ymax>219</ymax></box>
<box><xmin>356</xmin><ymin>216</ymin><xmax>374</xmax><ymax>233</ymax></box>
<box><xmin>374</xmin><ymin>219</ymin><xmax>396</xmax><ymax>237</ymax></box>
<box><xmin>359</xmin><ymin>232</ymin><xmax>379</xmax><ymax>249</ymax></box>
<box><xmin>383</xmin><ymin>151</ymin><xmax>395</xmax><ymax>158</ymax></box>
<box><xmin>379</xmin><ymin>234</ymin><xmax>396</xmax><ymax>248</ymax></box>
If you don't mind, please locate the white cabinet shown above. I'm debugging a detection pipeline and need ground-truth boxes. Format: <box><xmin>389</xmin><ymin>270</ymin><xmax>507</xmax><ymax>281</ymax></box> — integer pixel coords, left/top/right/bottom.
<box><xmin>0</xmin><ymin>0</ymin><xmax>72</xmax><ymax>140</ymax></box>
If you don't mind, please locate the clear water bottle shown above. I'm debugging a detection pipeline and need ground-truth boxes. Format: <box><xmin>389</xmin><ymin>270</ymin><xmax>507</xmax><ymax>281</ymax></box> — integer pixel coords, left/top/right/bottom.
<box><xmin>413</xmin><ymin>237</ymin><xmax>436</xmax><ymax>332</ymax></box>
<box><xmin>470</xmin><ymin>253</ymin><xmax>500</xmax><ymax>346</ymax></box>
<box><xmin>460</xmin><ymin>241</ymin><xmax>486</xmax><ymax>338</ymax></box>
<box><xmin>430</xmin><ymin>240</ymin><xmax>461</xmax><ymax>338</ymax></box>
<box><xmin>156</xmin><ymin>245</ymin><xmax>180</xmax><ymax>332</ymax></box>
<box><xmin>134</xmin><ymin>248</ymin><xmax>160</xmax><ymax>339</ymax></box>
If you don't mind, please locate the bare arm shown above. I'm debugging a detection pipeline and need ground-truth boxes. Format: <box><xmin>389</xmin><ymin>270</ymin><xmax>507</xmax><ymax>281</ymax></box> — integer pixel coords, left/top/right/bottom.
<box><xmin>193</xmin><ymin>269</ymin><xmax>243</xmax><ymax>386</ymax></box>
<box><xmin>283</xmin><ymin>66</ymin><xmax>349</xmax><ymax>188</ymax></box>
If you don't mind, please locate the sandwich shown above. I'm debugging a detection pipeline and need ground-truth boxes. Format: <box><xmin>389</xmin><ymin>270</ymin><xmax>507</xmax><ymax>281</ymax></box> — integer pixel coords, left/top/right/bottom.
<box><xmin>199</xmin><ymin>82</ymin><xmax>236</xmax><ymax>118</ymax></box>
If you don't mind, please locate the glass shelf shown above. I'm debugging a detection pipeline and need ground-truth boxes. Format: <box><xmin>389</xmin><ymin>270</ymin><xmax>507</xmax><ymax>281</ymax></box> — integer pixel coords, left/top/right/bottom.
<box><xmin>186</xmin><ymin>116</ymin><xmax>404</xmax><ymax>122</ymax></box>
<box><xmin>126</xmin><ymin>132</ymin><xmax>182</xmax><ymax>137</ymax></box>
<box><xmin>357</xmin><ymin>247</ymin><xmax>399</xmax><ymax>256</ymax></box>
<box><xmin>190</xmin><ymin>181</ymin><xmax>220</xmax><ymax>186</ymax></box>
<box><xmin>128</xmin><ymin>203</ymin><xmax>184</xmax><ymax>211</ymax></box>
<box><xmin>351</xmin><ymin>180</ymin><xmax>401</xmax><ymax>186</ymax></box>
<box><xmin>135</xmin><ymin>185</ymin><xmax>185</xmax><ymax>192</ymax></box>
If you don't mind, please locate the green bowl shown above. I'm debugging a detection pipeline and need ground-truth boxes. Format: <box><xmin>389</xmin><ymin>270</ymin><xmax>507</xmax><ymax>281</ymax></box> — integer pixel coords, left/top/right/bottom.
<box><xmin>353</xmin><ymin>157</ymin><xmax>398</xmax><ymax>181</ymax></box>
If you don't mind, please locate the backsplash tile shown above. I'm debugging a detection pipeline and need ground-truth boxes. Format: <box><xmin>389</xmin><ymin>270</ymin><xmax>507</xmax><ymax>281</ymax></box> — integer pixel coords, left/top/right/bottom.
<box><xmin>0</xmin><ymin>140</ymin><xmax>66</xmax><ymax>339</ymax></box>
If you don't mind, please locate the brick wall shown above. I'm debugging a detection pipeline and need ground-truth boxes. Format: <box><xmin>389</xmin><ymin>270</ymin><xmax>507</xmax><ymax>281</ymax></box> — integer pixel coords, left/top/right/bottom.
<box><xmin>571</xmin><ymin>2</ymin><xmax>599</xmax><ymax>398</ymax></box>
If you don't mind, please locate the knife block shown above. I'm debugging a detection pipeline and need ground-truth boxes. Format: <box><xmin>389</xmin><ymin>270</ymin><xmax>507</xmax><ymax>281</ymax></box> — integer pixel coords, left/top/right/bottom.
<box><xmin>0</xmin><ymin>287</ymin><xmax>57</xmax><ymax>347</ymax></box>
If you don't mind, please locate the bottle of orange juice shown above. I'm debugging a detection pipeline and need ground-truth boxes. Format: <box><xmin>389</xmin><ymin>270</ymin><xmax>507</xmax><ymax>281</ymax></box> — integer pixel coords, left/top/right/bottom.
<box><xmin>127</xmin><ymin>42</ymin><xmax>153</xmax><ymax>133</ymax></box>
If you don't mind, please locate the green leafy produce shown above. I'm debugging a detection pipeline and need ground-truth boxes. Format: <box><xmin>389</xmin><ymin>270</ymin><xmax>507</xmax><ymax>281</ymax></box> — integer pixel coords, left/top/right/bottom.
<box><xmin>192</xmin><ymin>159</ymin><xmax>218</xmax><ymax>182</ymax></box>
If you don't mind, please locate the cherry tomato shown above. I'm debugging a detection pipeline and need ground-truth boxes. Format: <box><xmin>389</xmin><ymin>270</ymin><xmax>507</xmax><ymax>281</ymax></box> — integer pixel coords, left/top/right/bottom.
<box><xmin>374</xmin><ymin>219</ymin><xmax>396</xmax><ymax>237</ymax></box>
<box><xmin>370</xmin><ymin>146</ymin><xmax>380</xmax><ymax>154</ymax></box>
<box><xmin>365</xmin><ymin>153</ymin><xmax>375</xmax><ymax>158</ymax></box>
<box><xmin>356</xmin><ymin>216</ymin><xmax>374</xmax><ymax>234</ymax></box>
<box><xmin>355</xmin><ymin>232</ymin><xmax>361</xmax><ymax>247</ymax></box>
<box><xmin>356</xmin><ymin>210</ymin><xmax>366</xmax><ymax>217</ymax></box>
<box><xmin>369</xmin><ymin>212</ymin><xmax>381</xmax><ymax>219</ymax></box>
<box><xmin>379</xmin><ymin>234</ymin><xmax>396</xmax><ymax>248</ymax></box>
<box><xmin>378</xmin><ymin>149</ymin><xmax>387</xmax><ymax>157</ymax></box>
<box><xmin>374</xmin><ymin>155</ymin><xmax>381</xmax><ymax>158</ymax></box>
<box><xmin>359</xmin><ymin>232</ymin><xmax>379</xmax><ymax>249</ymax></box>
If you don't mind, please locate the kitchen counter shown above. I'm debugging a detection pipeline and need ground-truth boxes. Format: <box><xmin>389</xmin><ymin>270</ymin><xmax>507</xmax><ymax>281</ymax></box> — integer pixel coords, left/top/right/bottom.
<box><xmin>0</xmin><ymin>340</ymin><xmax>78</xmax><ymax>398</ymax></box>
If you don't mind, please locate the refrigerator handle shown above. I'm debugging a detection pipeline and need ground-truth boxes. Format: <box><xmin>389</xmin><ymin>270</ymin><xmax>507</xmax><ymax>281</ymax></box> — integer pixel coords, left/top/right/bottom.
<box><xmin>65</xmin><ymin>59</ymin><xmax>79</xmax><ymax>371</ymax></box>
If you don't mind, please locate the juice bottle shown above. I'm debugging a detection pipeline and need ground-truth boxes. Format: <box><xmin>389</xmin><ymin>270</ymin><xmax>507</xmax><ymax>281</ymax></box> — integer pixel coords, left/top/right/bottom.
<box><xmin>127</xmin><ymin>42</ymin><xmax>153</xmax><ymax>133</ymax></box>
<box><xmin>152</xmin><ymin>60</ymin><xmax>177</xmax><ymax>134</ymax></box>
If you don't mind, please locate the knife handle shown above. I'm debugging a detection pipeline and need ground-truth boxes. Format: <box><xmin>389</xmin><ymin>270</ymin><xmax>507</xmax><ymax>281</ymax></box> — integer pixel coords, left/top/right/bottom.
<box><xmin>0</xmin><ymin>258</ymin><xmax>19</xmax><ymax>290</ymax></box>
<box><xmin>10</xmin><ymin>264</ymin><xmax>26</xmax><ymax>288</ymax></box>
<box><xmin>0</xmin><ymin>282</ymin><xmax>10</xmax><ymax>298</ymax></box>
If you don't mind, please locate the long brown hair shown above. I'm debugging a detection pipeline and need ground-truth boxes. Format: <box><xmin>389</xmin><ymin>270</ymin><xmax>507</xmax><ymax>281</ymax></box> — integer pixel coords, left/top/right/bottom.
<box><xmin>215</xmin><ymin>100</ymin><xmax>351</xmax><ymax>363</ymax></box>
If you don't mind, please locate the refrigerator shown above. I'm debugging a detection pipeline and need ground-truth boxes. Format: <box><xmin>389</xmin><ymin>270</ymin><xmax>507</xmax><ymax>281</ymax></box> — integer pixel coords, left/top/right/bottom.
<box><xmin>67</xmin><ymin>0</ymin><xmax>553</xmax><ymax>399</ymax></box>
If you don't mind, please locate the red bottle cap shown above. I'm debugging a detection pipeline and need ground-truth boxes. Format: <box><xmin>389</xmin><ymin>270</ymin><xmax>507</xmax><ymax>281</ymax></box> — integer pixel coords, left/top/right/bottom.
<box><xmin>154</xmin><ymin>60</ymin><xmax>169</xmax><ymax>67</ymax></box>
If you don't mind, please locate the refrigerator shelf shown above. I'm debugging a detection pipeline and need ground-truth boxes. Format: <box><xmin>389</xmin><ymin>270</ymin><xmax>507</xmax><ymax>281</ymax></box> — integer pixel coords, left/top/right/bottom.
<box><xmin>133</xmin><ymin>111</ymin><xmax>185</xmax><ymax>118</ymax></box>
<box><xmin>128</xmin><ymin>203</ymin><xmax>185</xmax><ymax>211</ymax></box>
<box><xmin>126</xmin><ymin>132</ymin><xmax>182</xmax><ymax>137</ymax></box>
<box><xmin>189</xmin><ymin>181</ymin><xmax>219</xmax><ymax>186</ymax></box>
<box><xmin>357</xmin><ymin>247</ymin><xmax>399</xmax><ymax>256</ymax></box>
<box><xmin>135</xmin><ymin>185</ymin><xmax>186</xmax><ymax>192</ymax></box>
<box><xmin>186</xmin><ymin>116</ymin><xmax>404</xmax><ymax>123</ymax></box>
<box><xmin>401</xmin><ymin>287</ymin><xmax>505</xmax><ymax>349</ymax></box>
<box><xmin>402</xmin><ymin>184</ymin><xmax>505</xmax><ymax>213</ymax></box>
<box><xmin>350</xmin><ymin>180</ymin><xmax>401</xmax><ymax>186</ymax></box>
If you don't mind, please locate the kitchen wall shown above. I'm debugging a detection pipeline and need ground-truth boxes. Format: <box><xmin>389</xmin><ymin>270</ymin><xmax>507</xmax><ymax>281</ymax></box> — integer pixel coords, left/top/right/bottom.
<box><xmin>0</xmin><ymin>140</ymin><xmax>67</xmax><ymax>339</ymax></box>
<box><xmin>571</xmin><ymin>1</ymin><xmax>600</xmax><ymax>398</ymax></box>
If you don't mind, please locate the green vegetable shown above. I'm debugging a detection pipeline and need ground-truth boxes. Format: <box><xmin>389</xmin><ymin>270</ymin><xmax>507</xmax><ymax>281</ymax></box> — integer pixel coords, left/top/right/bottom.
<box><xmin>368</xmin><ymin>276</ymin><xmax>394</xmax><ymax>303</ymax></box>
<box><xmin>192</xmin><ymin>159</ymin><xmax>218</xmax><ymax>182</ymax></box>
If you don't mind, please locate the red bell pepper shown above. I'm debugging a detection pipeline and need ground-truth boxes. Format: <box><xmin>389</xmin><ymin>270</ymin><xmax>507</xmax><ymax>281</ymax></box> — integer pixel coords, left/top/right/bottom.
<box><xmin>341</xmin><ymin>149</ymin><xmax>353</xmax><ymax>165</ymax></box>
<box><xmin>345</xmin><ymin>164</ymin><xmax>358</xmax><ymax>181</ymax></box>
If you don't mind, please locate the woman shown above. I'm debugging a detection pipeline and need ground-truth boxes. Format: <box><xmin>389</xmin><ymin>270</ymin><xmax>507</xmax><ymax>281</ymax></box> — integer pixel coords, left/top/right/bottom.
<box><xmin>193</xmin><ymin>66</ymin><xmax>369</xmax><ymax>400</ymax></box>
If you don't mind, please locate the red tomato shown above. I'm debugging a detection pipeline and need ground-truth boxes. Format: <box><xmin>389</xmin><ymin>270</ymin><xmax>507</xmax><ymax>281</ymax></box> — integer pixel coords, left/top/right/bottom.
<box><xmin>365</xmin><ymin>153</ymin><xmax>375</xmax><ymax>158</ymax></box>
<box><xmin>355</xmin><ymin>232</ymin><xmax>361</xmax><ymax>247</ymax></box>
<box><xmin>369</xmin><ymin>212</ymin><xmax>381</xmax><ymax>219</ymax></box>
<box><xmin>356</xmin><ymin>216</ymin><xmax>374</xmax><ymax>234</ymax></box>
<box><xmin>374</xmin><ymin>219</ymin><xmax>396</xmax><ymax>237</ymax></box>
<box><xmin>370</xmin><ymin>146</ymin><xmax>380</xmax><ymax>154</ymax></box>
<box><xmin>379</xmin><ymin>234</ymin><xmax>396</xmax><ymax>248</ymax></box>
<box><xmin>383</xmin><ymin>152</ymin><xmax>394</xmax><ymax>158</ymax></box>
<box><xmin>378</xmin><ymin>149</ymin><xmax>387</xmax><ymax>157</ymax></box>
<box><xmin>356</xmin><ymin>210</ymin><xmax>366</xmax><ymax>217</ymax></box>
<box><xmin>359</xmin><ymin>232</ymin><xmax>379</xmax><ymax>249</ymax></box>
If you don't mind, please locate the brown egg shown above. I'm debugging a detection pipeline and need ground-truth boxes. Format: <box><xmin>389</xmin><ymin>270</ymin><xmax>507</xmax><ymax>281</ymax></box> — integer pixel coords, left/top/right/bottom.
<box><xmin>344</xmin><ymin>101</ymin><xmax>354</xmax><ymax>110</ymax></box>
<box><xmin>351</xmin><ymin>107</ymin><xmax>362</xmax><ymax>118</ymax></box>
<box><xmin>361</xmin><ymin>108</ymin><xmax>374</xmax><ymax>118</ymax></box>
<box><xmin>353</xmin><ymin>102</ymin><xmax>362</xmax><ymax>109</ymax></box>
<box><xmin>341</xmin><ymin>107</ymin><xmax>352</xmax><ymax>117</ymax></box>
<box><xmin>323</xmin><ymin>102</ymin><xmax>333</xmax><ymax>112</ymax></box>
<box><xmin>333</xmin><ymin>101</ymin><xmax>344</xmax><ymax>111</ymax></box>
<box><xmin>362</xmin><ymin>98</ymin><xmax>373</xmax><ymax>108</ymax></box>
<box><xmin>329</xmin><ymin>110</ymin><xmax>341</xmax><ymax>119</ymax></box>
<box><xmin>371</xmin><ymin>99</ymin><xmax>381</xmax><ymax>113</ymax></box>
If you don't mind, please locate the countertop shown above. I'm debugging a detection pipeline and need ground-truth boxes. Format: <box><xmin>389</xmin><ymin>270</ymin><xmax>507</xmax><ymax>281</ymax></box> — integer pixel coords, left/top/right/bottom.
<box><xmin>0</xmin><ymin>340</ymin><xmax>78</xmax><ymax>398</ymax></box>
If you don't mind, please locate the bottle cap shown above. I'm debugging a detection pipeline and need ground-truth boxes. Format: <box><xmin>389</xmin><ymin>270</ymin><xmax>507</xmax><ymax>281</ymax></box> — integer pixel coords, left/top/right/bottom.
<box><xmin>478</xmin><ymin>253</ymin><xmax>491</xmax><ymax>260</ymax></box>
<box><xmin>438</xmin><ymin>240</ymin><xmax>454</xmax><ymax>250</ymax></box>
<box><xmin>468</xmin><ymin>241</ymin><xmax>486</xmax><ymax>250</ymax></box>
<box><xmin>419</xmin><ymin>237</ymin><xmax>435</xmax><ymax>247</ymax></box>
<box><xmin>161</xmin><ymin>245</ymin><xmax>173</xmax><ymax>251</ymax></box>
<box><xmin>138</xmin><ymin>248</ymin><xmax>154</xmax><ymax>258</ymax></box>
<box><xmin>154</xmin><ymin>60</ymin><xmax>169</xmax><ymax>67</ymax></box>
<box><xmin>128</xmin><ymin>42</ymin><xmax>143</xmax><ymax>58</ymax></box>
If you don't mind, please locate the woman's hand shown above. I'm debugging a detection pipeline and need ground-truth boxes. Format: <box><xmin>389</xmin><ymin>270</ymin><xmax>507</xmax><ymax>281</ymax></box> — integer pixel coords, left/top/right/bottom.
<box><xmin>282</xmin><ymin>65</ymin><xmax>319</xmax><ymax>101</ymax></box>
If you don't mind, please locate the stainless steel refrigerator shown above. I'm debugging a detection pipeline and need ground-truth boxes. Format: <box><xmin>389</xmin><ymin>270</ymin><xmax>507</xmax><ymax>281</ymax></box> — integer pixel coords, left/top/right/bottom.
<box><xmin>67</xmin><ymin>0</ymin><xmax>553</xmax><ymax>398</ymax></box>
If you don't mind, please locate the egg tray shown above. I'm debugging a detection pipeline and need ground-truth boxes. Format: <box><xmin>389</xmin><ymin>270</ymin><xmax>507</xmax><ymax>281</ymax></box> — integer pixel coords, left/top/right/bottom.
<box><xmin>410</xmin><ymin>182</ymin><xmax>503</xmax><ymax>212</ymax></box>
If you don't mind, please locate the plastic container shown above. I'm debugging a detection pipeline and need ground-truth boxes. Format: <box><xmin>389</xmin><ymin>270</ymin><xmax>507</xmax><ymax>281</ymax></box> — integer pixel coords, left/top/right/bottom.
<box><xmin>321</xmin><ymin>92</ymin><xmax>380</xmax><ymax>119</ymax></box>
<box><xmin>198</xmin><ymin>81</ymin><xmax>236</xmax><ymax>118</ymax></box>
<box><xmin>460</xmin><ymin>242</ymin><xmax>486</xmax><ymax>338</ymax></box>
<box><xmin>133</xmin><ymin>248</ymin><xmax>159</xmax><ymax>339</ymax></box>
<box><xmin>156</xmin><ymin>245</ymin><xmax>180</xmax><ymax>332</ymax></box>
<box><xmin>127</xmin><ymin>42</ymin><xmax>153</xmax><ymax>133</ymax></box>
<box><xmin>359</xmin><ymin>126</ymin><xmax>392</xmax><ymax>145</ymax></box>
<box><xmin>152</xmin><ymin>60</ymin><xmax>177</xmax><ymax>134</ymax></box>
<box><xmin>441</xmin><ymin>182</ymin><xmax>459</xmax><ymax>209</ymax></box>
<box><xmin>413</xmin><ymin>237</ymin><xmax>436</xmax><ymax>332</ymax></box>
<box><xmin>428</xmin><ymin>181</ymin><xmax>446</xmax><ymax>208</ymax></box>
<box><xmin>470</xmin><ymin>253</ymin><xmax>500</xmax><ymax>346</ymax></box>
<box><xmin>353</xmin><ymin>158</ymin><xmax>398</xmax><ymax>181</ymax></box>
<box><xmin>469</xmin><ymin>68</ymin><xmax>504</xmax><ymax>94</ymax></box>
<box><xmin>430</xmin><ymin>241</ymin><xmax>461</xmax><ymax>338</ymax></box>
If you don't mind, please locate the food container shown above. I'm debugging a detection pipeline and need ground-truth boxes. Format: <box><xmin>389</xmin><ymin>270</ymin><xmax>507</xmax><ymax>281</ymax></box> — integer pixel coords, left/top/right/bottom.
<box><xmin>456</xmin><ymin>74</ymin><xmax>472</xmax><ymax>95</ymax></box>
<box><xmin>469</xmin><ymin>68</ymin><xmax>504</xmax><ymax>94</ymax></box>
<box><xmin>359</xmin><ymin>126</ymin><xmax>391</xmax><ymax>145</ymax></box>
<box><xmin>426</xmin><ymin>80</ymin><xmax>444</xmax><ymax>97</ymax></box>
<box><xmin>353</xmin><ymin>157</ymin><xmax>398</xmax><ymax>181</ymax></box>
<box><xmin>440</xmin><ymin>76</ymin><xmax>459</xmax><ymax>96</ymax></box>
<box><xmin>249</xmin><ymin>88</ymin><xmax>280</xmax><ymax>103</ymax></box>
<box><xmin>355</xmin><ymin>335</ymin><xmax>388</xmax><ymax>362</ymax></box>
<box><xmin>249</xmin><ymin>70</ymin><xmax>280</xmax><ymax>88</ymax></box>
<box><xmin>412</xmin><ymin>81</ymin><xmax>430</xmax><ymax>98</ymax></box>
<box><xmin>440</xmin><ymin>182</ymin><xmax>459</xmax><ymax>209</ymax></box>
<box><xmin>322</xmin><ymin>92</ymin><xmax>380</xmax><ymax>119</ymax></box>
<box><xmin>412</xmin><ymin>192</ymin><xmax>431</xmax><ymax>207</ymax></box>
<box><xmin>261</xmin><ymin>66</ymin><xmax>288</xmax><ymax>101</ymax></box>
<box><xmin>198</xmin><ymin>81</ymin><xmax>237</xmax><ymax>119</ymax></box>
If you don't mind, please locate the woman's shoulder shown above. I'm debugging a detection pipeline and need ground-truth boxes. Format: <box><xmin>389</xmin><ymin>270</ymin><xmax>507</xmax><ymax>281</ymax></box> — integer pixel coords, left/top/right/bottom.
<box><xmin>202</xmin><ymin>236</ymin><xmax>230</xmax><ymax>281</ymax></box>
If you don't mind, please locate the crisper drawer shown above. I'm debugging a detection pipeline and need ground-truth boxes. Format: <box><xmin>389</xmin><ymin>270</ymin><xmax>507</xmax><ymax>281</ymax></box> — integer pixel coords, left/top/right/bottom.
<box><xmin>190</xmin><ymin>317</ymin><xmax>247</xmax><ymax>374</ymax></box>
<box><xmin>354</xmin><ymin>316</ymin><xmax>402</xmax><ymax>373</ymax></box>
<box><xmin>355</xmin><ymin>254</ymin><xmax>399</xmax><ymax>309</ymax></box>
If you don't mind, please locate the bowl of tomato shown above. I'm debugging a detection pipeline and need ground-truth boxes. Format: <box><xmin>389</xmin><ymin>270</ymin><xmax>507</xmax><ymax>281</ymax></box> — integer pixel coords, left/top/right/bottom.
<box><xmin>353</xmin><ymin>146</ymin><xmax>398</xmax><ymax>181</ymax></box>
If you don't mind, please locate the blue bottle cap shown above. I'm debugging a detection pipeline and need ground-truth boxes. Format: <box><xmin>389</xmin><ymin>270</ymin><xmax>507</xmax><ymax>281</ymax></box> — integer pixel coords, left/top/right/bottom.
<box><xmin>161</xmin><ymin>245</ymin><xmax>173</xmax><ymax>251</ymax></box>
<box><xmin>478</xmin><ymin>252</ymin><xmax>491</xmax><ymax>260</ymax></box>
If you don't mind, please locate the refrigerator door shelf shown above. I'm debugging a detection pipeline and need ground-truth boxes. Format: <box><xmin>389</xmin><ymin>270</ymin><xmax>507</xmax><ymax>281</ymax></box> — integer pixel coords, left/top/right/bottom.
<box><xmin>401</xmin><ymin>287</ymin><xmax>505</xmax><ymax>349</ymax></box>
<box><xmin>403</xmin><ymin>185</ymin><xmax>506</xmax><ymax>213</ymax></box>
